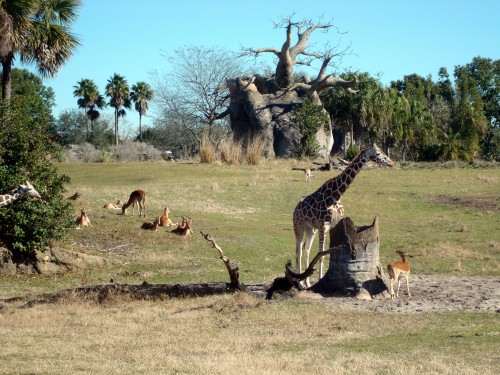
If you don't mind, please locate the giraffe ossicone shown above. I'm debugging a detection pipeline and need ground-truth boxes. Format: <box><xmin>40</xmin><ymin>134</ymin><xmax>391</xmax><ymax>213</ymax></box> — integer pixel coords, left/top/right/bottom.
<box><xmin>293</xmin><ymin>144</ymin><xmax>394</xmax><ymax>287</ymax></box>
<box><xmin>0</xmin><ymin>180</ymin><xmax>41</xmax><ymax>208</ymax></box>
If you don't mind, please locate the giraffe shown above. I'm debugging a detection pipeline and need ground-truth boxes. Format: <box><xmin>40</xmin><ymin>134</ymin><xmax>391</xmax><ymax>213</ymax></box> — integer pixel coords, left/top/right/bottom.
<box><xmin>293</xmin><ymin>144</ymin><xmax>394</xmax><ymax>287</ymax></box>
<box><xmin>0</xmin><ymin>180</ymin><xmax>41</xmax><ymax>208</ymax></box>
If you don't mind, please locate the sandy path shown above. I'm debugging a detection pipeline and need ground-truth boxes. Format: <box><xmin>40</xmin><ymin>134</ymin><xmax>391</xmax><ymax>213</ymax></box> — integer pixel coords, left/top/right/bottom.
<box><xmin>317</xmin><ymin>275</ymin><xmax>500</xmax><ymax>313</ymax></box>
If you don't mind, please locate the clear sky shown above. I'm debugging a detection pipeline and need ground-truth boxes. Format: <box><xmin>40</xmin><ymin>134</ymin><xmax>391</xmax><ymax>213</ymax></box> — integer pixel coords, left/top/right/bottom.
<box><xmin>21</xmin><ymin>0</ymin><xmax>500</xmax><ymax>132</ymax></box>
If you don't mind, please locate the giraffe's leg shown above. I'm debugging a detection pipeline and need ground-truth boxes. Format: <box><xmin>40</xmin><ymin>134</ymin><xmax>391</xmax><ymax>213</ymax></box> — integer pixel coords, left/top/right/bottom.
<box><xmin>295</xmin><ymin>230</ymin><xmax>305</xmax><ymax>274</ymax></box>
<box><xmin>303</xmin><ymin>226</ymin><xmax>316</xmax><ymax>287</ymax></box>
<box><xmin>318</xmin><ymin>223</ymin><xmax>331</xmax><ymax>279</ymax></box>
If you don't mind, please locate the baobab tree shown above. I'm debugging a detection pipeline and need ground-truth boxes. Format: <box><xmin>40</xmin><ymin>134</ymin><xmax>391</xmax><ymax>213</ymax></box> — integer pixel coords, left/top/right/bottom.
<box><xmin>219</xmin><ymin>16</ymin><xmax>360</xmax><ymax>158</ymax></box>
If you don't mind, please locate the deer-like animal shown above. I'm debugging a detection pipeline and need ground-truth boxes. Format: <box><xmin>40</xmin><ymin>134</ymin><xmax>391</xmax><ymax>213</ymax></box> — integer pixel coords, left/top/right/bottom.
<box><xmin>75</xmin><ymin>208</ymin><xmax>92</xmax><ymax>228</ymax></box>
<box><xmin>171</xmin><ymin>216</ymin><xmax>193</xmax><ymax>236</ymax></box>
<box><xmin>141</xmin><ymin>216</ymin><xmax>160</xmax><ymax>231</ymax></box>
<box><xmin>103</xmin><ymin>200</ymin><xmax>122</xmax><ymax>209</ymax></box>
<box><xmin>159</xmin><ymin>206</ymin><xmax>174</xmax><ymax>227</ymax></box>
<box><xmin>291</xmin><ymin>167</ymin><xmax>316</xmax><ymax>182</ymax></box>
<box><xmin>387</xmin><ymin>250</ymin><xmax>413</xmax><ymax>299</ymax></box>
<box><xmin>122</xmin><ymin>190</ymin><xmax>146</xmax><ymax>217</ymax></box>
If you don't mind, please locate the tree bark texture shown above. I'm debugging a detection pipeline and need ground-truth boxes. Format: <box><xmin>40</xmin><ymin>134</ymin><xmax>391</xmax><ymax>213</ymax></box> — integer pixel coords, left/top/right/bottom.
<box><xmin>226</xmin><ymin>76</ymin><xmax>332</xmax><ymax>158</ymax></box>
<box><xmin>311</xmin><ymin>216</ymin><xmax>389</xmax><ymax>298</ymax></box>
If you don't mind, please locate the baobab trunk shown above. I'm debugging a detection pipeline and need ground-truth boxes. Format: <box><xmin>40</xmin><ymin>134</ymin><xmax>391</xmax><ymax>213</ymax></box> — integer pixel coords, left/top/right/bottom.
<box><xmin>218</xmin><ymin>17</ymin><xmax>359</xmax><ymax>158</ymax></box>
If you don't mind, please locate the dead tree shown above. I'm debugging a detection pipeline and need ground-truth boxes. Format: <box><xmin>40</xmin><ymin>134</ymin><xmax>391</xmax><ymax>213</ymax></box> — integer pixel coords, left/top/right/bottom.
<box><xmin>217</xmin><ymin>16</ymin><xmax>360</xmax><ymax>158</ymax></box>
<box><xmin>266</xmin><ymin>244</ymin><xmax>348</xmax><ymax>299</ymax></box>
<box><xmin>200</xmin><ymin>231</ymin><xmax>242</xmax><ymax>290</ymax></box>
<box><xmin>311</xmin><ymin>216</ymin><xmax>388</xmax><ymax>298</ymax></box>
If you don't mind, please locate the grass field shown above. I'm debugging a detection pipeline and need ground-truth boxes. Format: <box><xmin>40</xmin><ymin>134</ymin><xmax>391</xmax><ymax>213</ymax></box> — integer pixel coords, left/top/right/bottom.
<box><xmin>0</xmin><ymin>160</ymin><xmax>499</xmax><ymax>374</ymax></box>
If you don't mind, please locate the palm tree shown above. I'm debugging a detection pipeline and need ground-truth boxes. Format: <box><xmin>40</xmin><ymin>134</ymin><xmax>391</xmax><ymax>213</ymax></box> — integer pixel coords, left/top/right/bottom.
<box><xmin>73</xmin><ymin>78</ymin><xmax>105</xmax><ymax>141</ymax></box>
<box><xmin>130</xmin><ymin>81</ymin><xmax>154</xmax><ymax>141</ymax></box>
<box><xmin>0</xmin><ymin>0</ymin><xmax>80</xmax><ymax>100</ymax></box>
<box><xmin>105</xmin><ymin>73</ymin><xmax>130</xmax><ymax>145</ymax></box>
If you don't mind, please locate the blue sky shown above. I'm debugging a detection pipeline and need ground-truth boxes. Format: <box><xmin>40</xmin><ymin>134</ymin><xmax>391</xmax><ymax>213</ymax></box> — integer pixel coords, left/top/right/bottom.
<box><xmin>21</xmin><ymin>0</ymin><xmax>500</xmax><ymax>132</ymax></box>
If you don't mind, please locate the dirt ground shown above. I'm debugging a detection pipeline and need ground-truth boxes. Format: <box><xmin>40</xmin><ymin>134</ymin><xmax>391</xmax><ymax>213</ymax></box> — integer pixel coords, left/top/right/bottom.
<box><xmin>302</xmin><ymin>274</ymin><xmax>500</xmax><ymax>313</ymax></box>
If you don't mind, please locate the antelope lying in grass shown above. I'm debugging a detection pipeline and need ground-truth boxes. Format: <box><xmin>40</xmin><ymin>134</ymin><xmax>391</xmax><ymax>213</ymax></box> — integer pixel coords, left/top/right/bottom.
<box><xmin>159</xmin><ymin>206</ymin><xmax>175</xmax><ymax>227</ymax></box>
<box><xmin>122</xmin><ymin>190</ymin><xmax>146</xmax><ymax>217</ymax></box>
<box><xmin>141</xmin><ymin>216</ymin><xmax>160</xmax><ymax>231</ymax></box>
<box><xmin>75</xmin><ymin>208</ymin><xmax>92</xmax><ymax>228</ymax></box>
<box><xmin>103</xmin><ymin>200</ymin><xmax>122</xmax><ymax>209</ymax></box>
<box><xmin>171</xmin><ymin>216</ymin><xmax>193</xmax><ymax>236</ymax></box>
<box><xmin>387</xmin><ymin>250</ymin><xmax>413</xmax><ymax>299</ymax></box>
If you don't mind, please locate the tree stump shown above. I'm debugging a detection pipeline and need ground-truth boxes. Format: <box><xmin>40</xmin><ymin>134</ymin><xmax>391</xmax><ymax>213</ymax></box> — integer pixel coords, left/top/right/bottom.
<box><xmin>311</xmin><ymin>216</ymin><xmax>388</xmax><ymax>299</ymax></box>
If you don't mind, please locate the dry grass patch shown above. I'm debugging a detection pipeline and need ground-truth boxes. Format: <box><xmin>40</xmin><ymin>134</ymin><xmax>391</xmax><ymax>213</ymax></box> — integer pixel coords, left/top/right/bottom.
<box><xmin>1</xmin><ymin>295</ymin><xmax>497</xmax><ymax>375</ymax></box>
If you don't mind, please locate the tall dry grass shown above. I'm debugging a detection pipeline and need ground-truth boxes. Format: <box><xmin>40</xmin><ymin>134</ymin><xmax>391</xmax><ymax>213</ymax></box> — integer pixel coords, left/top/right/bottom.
<box><xmin>220</xmin><ymin>139</ymin><xmax>243</xmax><ymax>164</ymax></box>
<box><xmin>199</xmin><ymin>132</ymin><xmax>217</xmax><ymax>163</ymax></box>
<box><xmin>245</xmin><ymin>135</ymin><xmax>269</xmax><ymax>165</ymax></box>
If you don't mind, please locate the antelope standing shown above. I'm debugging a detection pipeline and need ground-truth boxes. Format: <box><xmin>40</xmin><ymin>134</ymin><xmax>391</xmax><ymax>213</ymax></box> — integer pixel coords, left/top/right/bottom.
<box><xmin>122</xmin><ymin>190</ymin><xmax>146</xmax><ymax>217</ymax></box>
<box><xmin>387</xmin><ymin>250</ymin><xmax>412</xmax><ymax>299</ymax></box>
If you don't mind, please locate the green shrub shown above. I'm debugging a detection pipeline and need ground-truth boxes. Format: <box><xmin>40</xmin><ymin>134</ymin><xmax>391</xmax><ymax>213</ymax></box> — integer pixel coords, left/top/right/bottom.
<box><xmin>346</xmin><ymin>145</ymin><xmax>361</xmax><ymax>161</ymax></box>
<box><xmin>293</xmin><ymin>99</ymin><xmax>329</xmax><ymax>159</ymax></box>
<box><xmin>0</xmin><ymin>100</ymin><xmax>73</xmax><ymax>258</ymax></box>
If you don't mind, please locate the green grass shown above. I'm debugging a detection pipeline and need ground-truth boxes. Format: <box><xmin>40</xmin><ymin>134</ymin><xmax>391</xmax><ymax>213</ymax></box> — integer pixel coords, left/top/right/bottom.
<box><xmin>0</xmin><ymin>160</ymin><xmax>499</xmax><ymax>375</ymax></box>
<box><xmin>2</xmin><ymin>160</ymin><xmax>498</xmax><ymax>298</ymax></box>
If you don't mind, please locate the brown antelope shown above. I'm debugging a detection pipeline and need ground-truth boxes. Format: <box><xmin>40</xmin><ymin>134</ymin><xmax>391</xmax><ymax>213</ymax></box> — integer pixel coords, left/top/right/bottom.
<box><xmin>103</xmin><ymin>199</ymin><xmax>122</xmax><ymax>209</ymax></box>
<box><xmin>159</xmin><ymin>206</ymin><xmax>174</xmax><ymax>227</ymax></box>
<box><xmin>171</xmin><ymin>216</ymin><xmax>193</xmax><ymax>236</ymax></box>
<box><xmin>122</xmin><ymin>190</ymin><xmax>146</xmax><ymax>217</ymax></box>
<box><xmin>141</xmin><ymin>216</ymin><xmax>160</xmax><ymax>231</ymax></box>
<box><xmin>387</xmin><ymin>250</ymin><xmax>413</xmax><ymax>299</ymax></box>
<box><xmin>75</xmin><ymin>208</ymin><xmax>92</xmax><ymax>228</ymax></box>
<box><xmin>291</xmin><ymin>167</ymin><xmax>315</xmax><ymax>182</ymax></box>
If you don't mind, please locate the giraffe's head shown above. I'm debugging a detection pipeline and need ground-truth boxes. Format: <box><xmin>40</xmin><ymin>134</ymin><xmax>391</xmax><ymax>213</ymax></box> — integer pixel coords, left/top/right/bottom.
<box><xmin>364</xmin><ymin>144</ymin><xmax>395</xmax><ymax>167</ymax></box>
<box><xmin>19</xmin><ymin>180</ymin><xmax>41</xmax><ymax>199</ymax></box>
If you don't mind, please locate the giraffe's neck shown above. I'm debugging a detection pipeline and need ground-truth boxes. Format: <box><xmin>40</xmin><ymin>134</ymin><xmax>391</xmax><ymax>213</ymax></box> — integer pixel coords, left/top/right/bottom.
<box><xmin>318</xmin><ymin>151</ymin><xmax>369</xmax><ymax>202</ymax></box>
<box><xmin>0</xmin><ymin>193</ymin><xmax>19</xmax><ymax>208</ymax></box>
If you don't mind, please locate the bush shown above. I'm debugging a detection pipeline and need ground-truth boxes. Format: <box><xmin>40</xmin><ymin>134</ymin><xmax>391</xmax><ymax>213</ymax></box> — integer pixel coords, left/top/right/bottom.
<box><xmin>0</xmin><ymin>100</ymin><xmax>74</xmax><ymax>258</ymax></box>
<box><xmin>110</xmin><ymin>141</ymin><xmax>163</xmax><ymax>162</ymax></box>
<box><xmin>346</xmin><ymin>145</ymin><xmax>361</xmax><ymax>161</ymax></box>
<box><xmin>293</xmin><ymin>99</ymin><xmax>329</xmax><ymax>159</ymax></box>
<box><xmin>62</xmin><ymin>141</ymin><xmax>163</xmax><ymax>162</ymax></box>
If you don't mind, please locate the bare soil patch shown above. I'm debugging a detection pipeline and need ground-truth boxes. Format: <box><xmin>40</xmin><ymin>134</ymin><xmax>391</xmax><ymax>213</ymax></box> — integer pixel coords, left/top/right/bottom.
<box><xmin>429</xmin><ymin>195</ymin><xmax>499</xmax><ymax>213</ymax></box>
<box><xmin>315</xmin><ymin>274</ymin><xmax>500</xmax><ymax>313</ymax></box>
